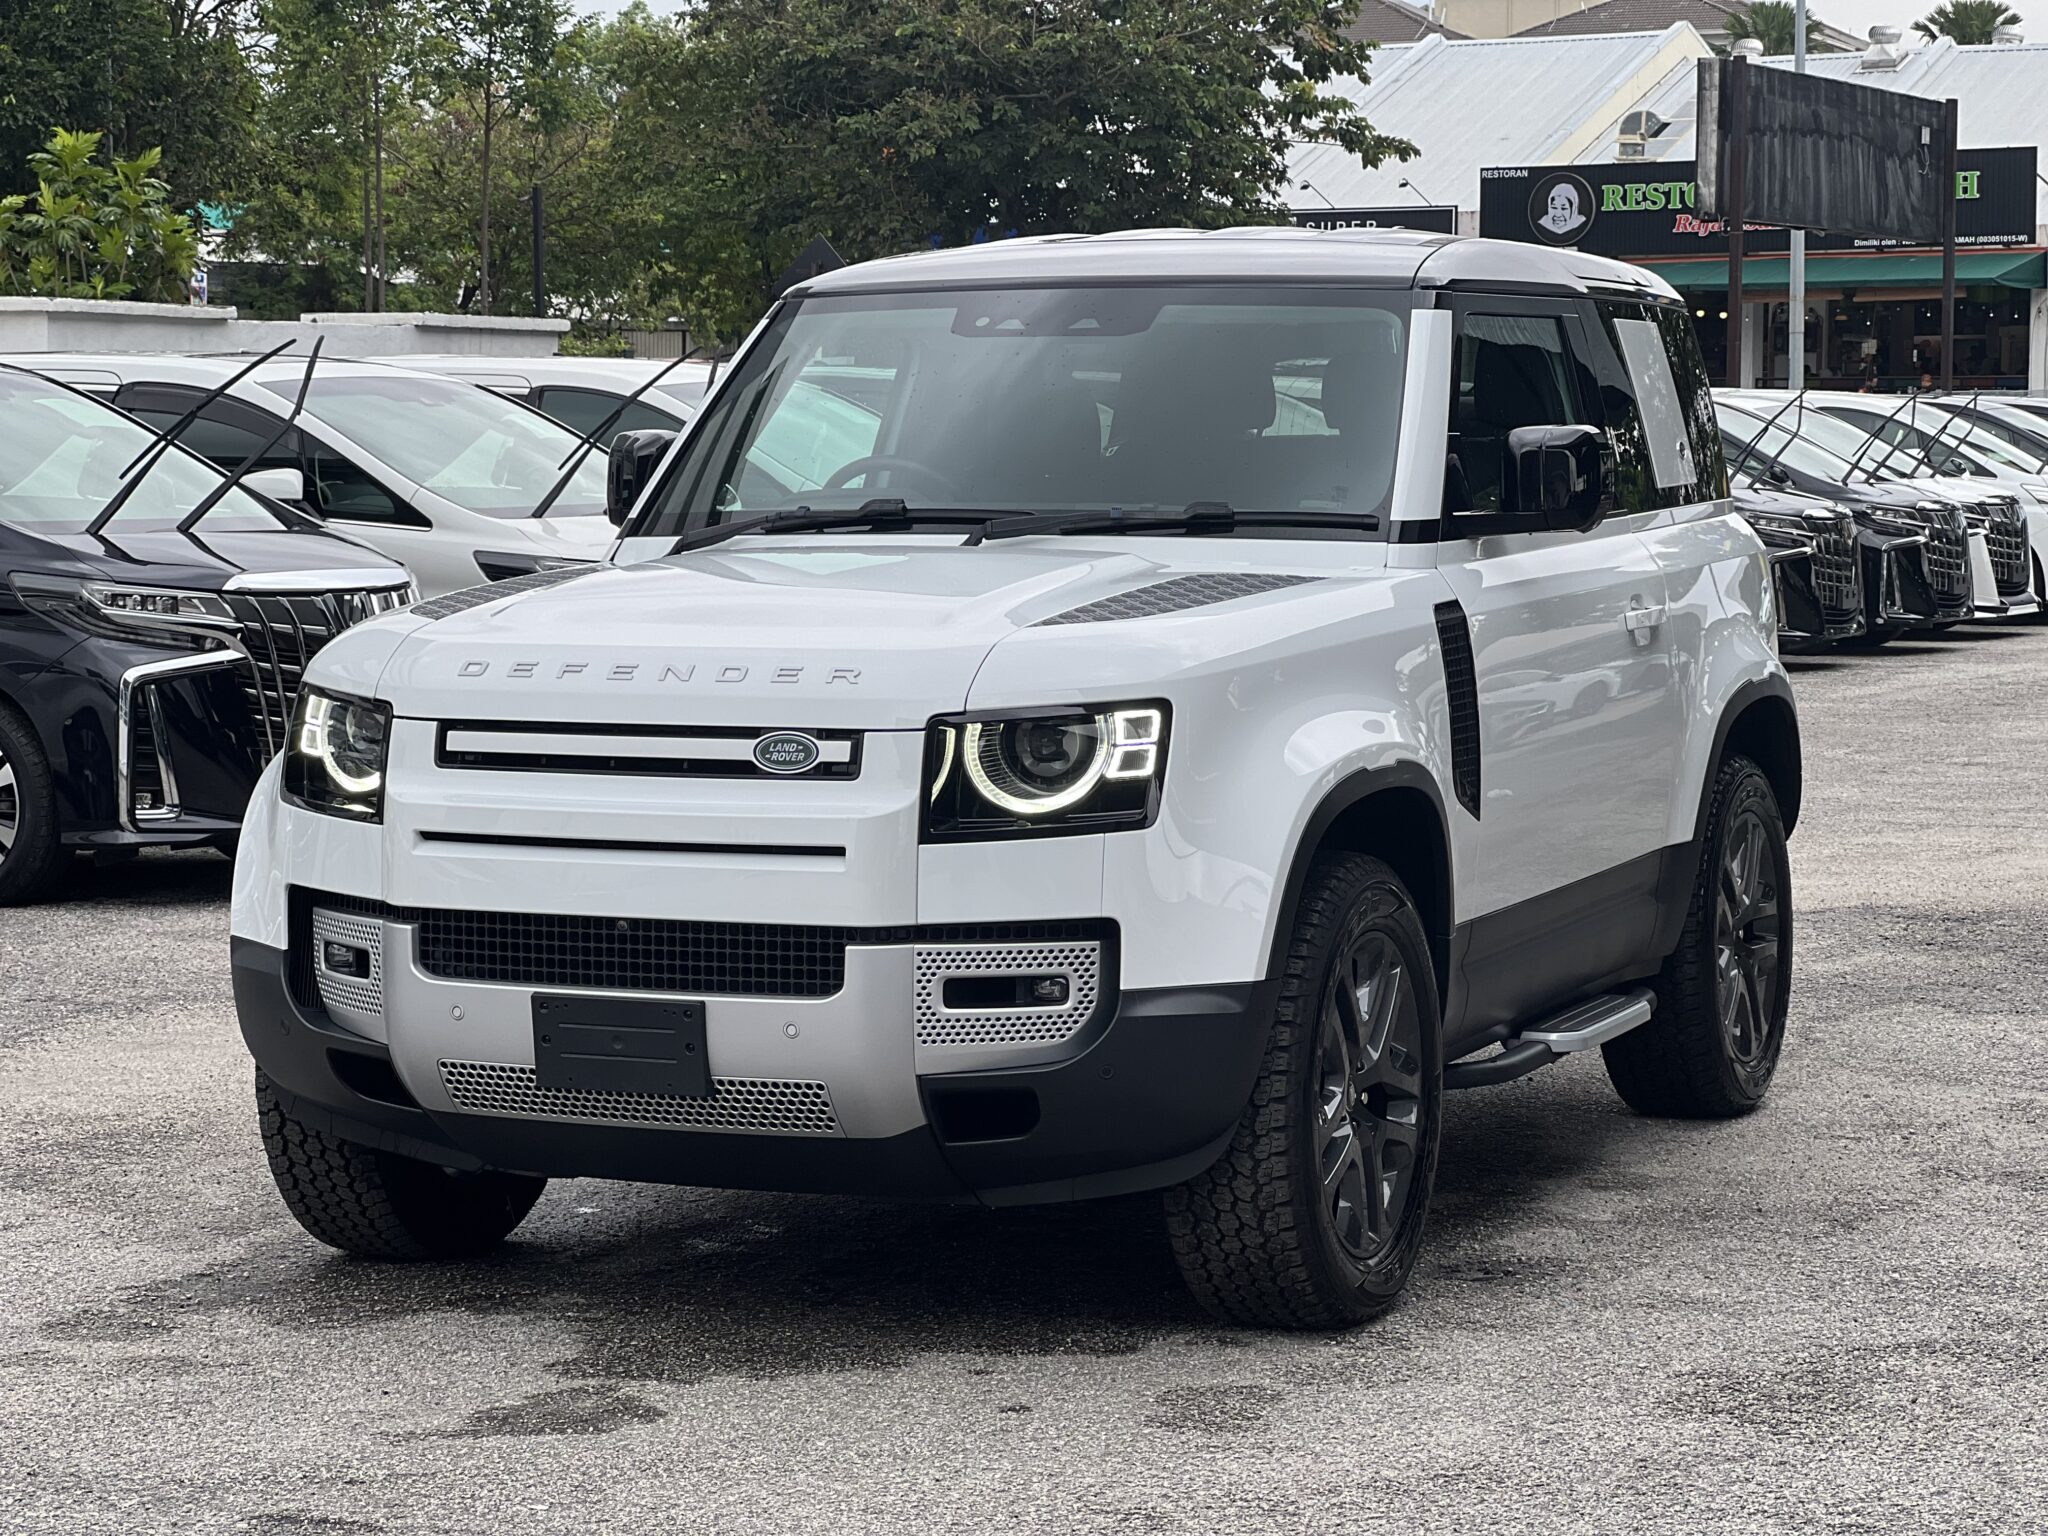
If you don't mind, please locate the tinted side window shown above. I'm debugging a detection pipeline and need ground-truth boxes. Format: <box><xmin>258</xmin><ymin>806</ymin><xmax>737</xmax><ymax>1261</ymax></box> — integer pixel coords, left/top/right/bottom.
<box><xmin>114</xmin><ymin>385</ymin><xmax>302</xmax><ymax>476</ymax></box>
<box><xmin>536</xmin><ymin>387</ymin><xmax>681</xmax><ymax>444</ymax></box>
<box><xmin>303</xmin><ymin>438</ymin><xmax>413</xmax><ymax>523</ymax></box>
<box><xmin>1586</xmin><ymin>302</ymin><xmax>1725</xmax><ymax>511</ymax></box>
<box><xmin>1449</xmin><ymin>313</ymin><xmax>1593</xmax><ymax>515</ymax></box>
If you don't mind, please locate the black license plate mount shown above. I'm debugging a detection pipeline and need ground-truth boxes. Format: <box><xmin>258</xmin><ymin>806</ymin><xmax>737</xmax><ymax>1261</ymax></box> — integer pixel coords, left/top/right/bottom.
<box><xmin>531</xmin><ymin>994</ymin><xmax>709</xmax><ymax>1097</ymax></box>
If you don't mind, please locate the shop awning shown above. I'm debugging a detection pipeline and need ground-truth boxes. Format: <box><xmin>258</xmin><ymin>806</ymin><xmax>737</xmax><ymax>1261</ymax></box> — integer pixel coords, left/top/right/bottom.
<box><xmin>1637</xmin><ymin>250</ymin><xmax>2047</xmax><ymax>292</ymax></box>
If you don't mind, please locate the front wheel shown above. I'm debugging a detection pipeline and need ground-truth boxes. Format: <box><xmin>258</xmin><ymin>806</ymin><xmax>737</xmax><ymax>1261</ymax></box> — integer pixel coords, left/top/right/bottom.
<box><xmin>1603</xmin><ymin>754</ymin><xmax>1791</xmax><ymax>1117</ymax></box>
<box><xmin>257</xmin><ymin>1072</ymin><xmax>546</xmax><ymax>1259</ymax></box>
<box><xmin>1166</xmin><ymin>854</ymin><xmax>1443</xmax><ymax>1329</ymax></box>
<box><xmin>0</xmin><ymin>703</ymin><xmax>66</xmax><ymax>906</ymax></box>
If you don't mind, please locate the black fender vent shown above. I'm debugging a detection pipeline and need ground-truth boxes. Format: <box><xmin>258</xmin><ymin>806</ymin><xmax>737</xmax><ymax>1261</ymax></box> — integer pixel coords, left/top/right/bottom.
<box><xmin>412</xmin><ymin>563</ymin><xmax>594</xmax><ymax>621</ymax></box>
<box><xmin>1433</xmin><ymin>600</ymin><xmax>1481</xmax><ymax>819</ymax></box>
<box><xmin>1036</xmin><ymin>572</ymin><xmax>1319</xmax><ymax>626</ymax></box>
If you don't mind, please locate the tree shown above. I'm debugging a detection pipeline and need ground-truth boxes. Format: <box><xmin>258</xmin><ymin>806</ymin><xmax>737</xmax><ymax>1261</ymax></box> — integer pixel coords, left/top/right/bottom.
<box><xmin>0</xmin><ymin>128</ymin><xmax>199</xmax><ymax>301</ymax></box>
<box><xmin>610</xmin><ymin>0</ymin><xmax>1414</xmax><ymax>341</ymax></box>
<box><xmin>1914</xmin><ymin>0</ymin><xmax>2022</xmax><ymax>42</ymax></box>
<box><xmin>1723</xmin><ymin>1</ymin><xmax>1830</xmax><ymax>53</ymax></box>
<box><xmin>0</xmin><ymin>0</ymin><xmax>259</xmax><ymax>205</ymax></box>
<box><xmin>421</xmin><ymin>0</ymin><xmax>580</xmax><ymax>313</ymax></box>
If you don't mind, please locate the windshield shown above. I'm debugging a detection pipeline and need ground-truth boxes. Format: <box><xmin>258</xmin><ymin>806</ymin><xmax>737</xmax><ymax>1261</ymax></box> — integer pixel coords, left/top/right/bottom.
<box><xmin>1717</xmin><ymin>403</ymin><xmax>1862</xmax><ymax>481</ymax></box>
<box><xmin>638</xmin><ymin>286</ymin><xmax>1415</xmax><ymax>539</ymax></box>
<box><xmin>1964</xmin><ymin>403</ymin><xmax>2048</xmax><ymax>462</ymax></box>
<box><xmin>0</xmin><ymin>372</ymin><xmax>281</xmax><ymax>534</ymax></box>
<box><xmin>263</xmin><ymin>372</ymin><xmax>607</xmax><ymax>518</ymax></box>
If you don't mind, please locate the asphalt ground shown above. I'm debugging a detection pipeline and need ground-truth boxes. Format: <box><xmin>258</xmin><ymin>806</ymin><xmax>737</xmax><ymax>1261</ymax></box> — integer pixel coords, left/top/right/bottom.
<box><xmin>4</xmin><ymin>625</ymin><xmax>2046</xmax><ymax>1535</ymax></box>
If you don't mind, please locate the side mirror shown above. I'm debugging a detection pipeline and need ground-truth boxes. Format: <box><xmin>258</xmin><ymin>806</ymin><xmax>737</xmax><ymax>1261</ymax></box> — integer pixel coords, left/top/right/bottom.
<box><xmin>243</xmin><ymin>467</ymin><xmax>306</xmax><ymax>505</ymax></box>
<box><xmin>1507</xmin><ymin>424</ymin><xmax>1606</xmax><ymax>532</ymax></box>
<box><xmin>606</xmin><ymin>429</ymin><xmax>677</xmax><ymax>527</ymax></box>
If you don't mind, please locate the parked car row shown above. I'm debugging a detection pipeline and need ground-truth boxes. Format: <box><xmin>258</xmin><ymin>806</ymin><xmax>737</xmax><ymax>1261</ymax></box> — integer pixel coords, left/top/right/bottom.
<box><xmin>0</xmin><ymin>350</ymin><xmax>693</xmax><ymax>902</ymax></box>
<box><xmin>1716</xmin><ymin>388</ymin><xmax>2048</xmax><ymax>649</ymax></box>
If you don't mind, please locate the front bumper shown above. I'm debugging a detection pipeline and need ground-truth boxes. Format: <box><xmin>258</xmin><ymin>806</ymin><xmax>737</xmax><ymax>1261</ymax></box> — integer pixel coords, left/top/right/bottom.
<box><xmin>233</xmin><ymin>932</ymin><xmax>1272</xmax><ymax>1207</ymax></box>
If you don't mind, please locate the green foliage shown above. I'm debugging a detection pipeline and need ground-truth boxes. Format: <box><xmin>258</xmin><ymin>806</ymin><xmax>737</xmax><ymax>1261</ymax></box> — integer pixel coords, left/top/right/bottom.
<box><xmin>609</xmin><ymin>0</ymin><xmax>1413</xmax><ymax>340</ymax></box>
<box><xmin>1914</xmin><ymin>0</ymin><xmax>2022</xmax><ymax>43</ymax></box>
<box><xmin>0</xmin><ymin>128</ymin><xmax>199</xmax><ymax>301</ymax></box>
<box><xmin>0</xmin><ymin>0</ymin><xmax>259</xmax><ymax>205</ymax></box>
<box><xmin>1722</xmin><ymin>1</ymin><xmax>1831</xmax><ymax>53</ymax></box>
<box><xmin>558</xmin><ymin>328</ymin><xmax>633</xmax><ymax>356</ymax></box>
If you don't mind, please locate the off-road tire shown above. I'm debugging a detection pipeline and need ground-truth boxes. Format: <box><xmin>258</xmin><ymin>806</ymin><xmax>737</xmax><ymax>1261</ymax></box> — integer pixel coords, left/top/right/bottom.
<box><xmin>1603</xmin><ymin>754</ymin><xmax>1791</xmax><ymax>1118</ymax></box>
<box><xmin>257</xmin><ymin>1071</ymin><xmax>546</xmax><ymax>1259</ymax></box>
<box><xmin>1166</xmin><ymin>854</ymin><xmax>1443</xmax><ymax>1329</ymax></box>
<box><xmin>0</xmin><ymin>702</ymin><xmax>67</xmax><ymax>906</ymax></box>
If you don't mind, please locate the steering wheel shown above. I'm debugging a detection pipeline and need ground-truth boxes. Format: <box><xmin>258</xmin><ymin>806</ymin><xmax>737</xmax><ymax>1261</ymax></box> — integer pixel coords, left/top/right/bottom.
<box><xmin>822</xmin><ymin>455</ymin><xmax>960</xmax><ymax>498</ymax></box>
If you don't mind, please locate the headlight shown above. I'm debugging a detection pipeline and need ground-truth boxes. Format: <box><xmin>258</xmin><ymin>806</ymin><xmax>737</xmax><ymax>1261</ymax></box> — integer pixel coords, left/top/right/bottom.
<box><xmin>924</xmin><ymin>703</ymin><xmax>1168</xmax><ymax>840</ymax></box>
<box><xmin>283</xmin><ymin>687</ymin><xmax>391</xmax><ymax>822</ymax></box>
<box><xmin>8</xmin><ymin>575</ymin><xmax>236</xmax><ymax>645</ymax></box>
<box><xmin>474</xmin><ymin>551</ymin><xmax>595</xmax><ymax>582</ymax></box>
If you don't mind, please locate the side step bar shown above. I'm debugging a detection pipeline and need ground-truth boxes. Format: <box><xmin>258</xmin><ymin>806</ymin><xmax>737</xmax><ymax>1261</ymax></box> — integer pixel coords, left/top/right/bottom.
<box><xmin>1443</xmin><ymin>988</ymin><xmax>1656</xmax><ymax>1091</ymax></box>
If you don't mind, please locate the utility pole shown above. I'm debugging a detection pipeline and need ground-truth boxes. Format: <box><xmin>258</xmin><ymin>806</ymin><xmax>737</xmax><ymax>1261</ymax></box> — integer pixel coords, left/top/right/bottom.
<box><xmin>530</xmin><ymin>186</ymin><xmax>545</xmax><ymax>319</ymax></box>
<box><xmin>1726</xmin><ymin>55</ymin><xmax>1749</xmax><ymax>389</ymax></box>
<box><xmin>1788</xmin><ymin>0</ymin><xmax>1807</xmax><ymax>391</ymax></box>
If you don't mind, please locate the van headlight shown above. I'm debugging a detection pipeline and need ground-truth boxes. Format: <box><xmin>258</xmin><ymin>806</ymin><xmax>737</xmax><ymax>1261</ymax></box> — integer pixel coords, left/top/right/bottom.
<box><xmin>283</xmin><ymin>687</ymin><xmax>391</xmax><ymax>822</ymax></box>
<box><xmin>924</xmin><ymin>704</ymin><xmax>1168</xmax><ymax>840</ymax></box>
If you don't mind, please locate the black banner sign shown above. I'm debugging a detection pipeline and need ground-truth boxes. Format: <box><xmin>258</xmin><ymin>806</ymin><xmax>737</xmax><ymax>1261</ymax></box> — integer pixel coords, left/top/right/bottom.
<box><xmin>1291</xmin><ymin>206</ymin><xmax>1458</xmax><ymax>234</ymax></box>
<box><xmin>1479</xmin><ymin>148</ymin><xmax>2035</xmax><ymax>258</ymax></box>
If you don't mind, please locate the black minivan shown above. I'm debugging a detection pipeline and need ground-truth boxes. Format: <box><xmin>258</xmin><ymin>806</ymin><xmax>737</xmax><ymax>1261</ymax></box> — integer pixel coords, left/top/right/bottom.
<box><xmin>0</xmin><ymin>366</ymin><xmax>412</xmax><ymax>903</ymax></box>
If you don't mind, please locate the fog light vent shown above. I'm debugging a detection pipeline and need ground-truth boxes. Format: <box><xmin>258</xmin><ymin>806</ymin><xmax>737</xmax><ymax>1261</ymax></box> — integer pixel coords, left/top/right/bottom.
<box><xmin>914</xmin><ymin>941</ymin><xmax>1100</xmax><ymax>1048</ymax></box>
<box><xmin>311</xmin><ymin>907</ymin><xmax>385</xmax><ymax>1027</ymax></box>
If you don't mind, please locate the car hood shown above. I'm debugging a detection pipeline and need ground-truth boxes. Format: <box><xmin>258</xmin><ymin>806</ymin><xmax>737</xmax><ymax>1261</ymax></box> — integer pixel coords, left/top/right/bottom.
<box><xmin>23</xmin><ymin>523</ymin><xmax>410</xmax><ymax>591</ymax></box>
<box><xmin>354</xmin><ymin>539</ymin><xmax>1369</xmax><ymax>729</ymax></box>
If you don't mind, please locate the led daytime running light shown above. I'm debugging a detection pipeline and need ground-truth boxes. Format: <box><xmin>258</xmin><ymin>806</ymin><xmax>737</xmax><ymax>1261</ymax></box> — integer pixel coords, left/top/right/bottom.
<box><xmin>963</xmin><ymin>717</ymin><xmax>1108</xmax><ymax>816</ymax></box>
<box><xmin>301</xmin><ymin>693</ymin><xmax>382</xmax><ymax>796</ymax></box>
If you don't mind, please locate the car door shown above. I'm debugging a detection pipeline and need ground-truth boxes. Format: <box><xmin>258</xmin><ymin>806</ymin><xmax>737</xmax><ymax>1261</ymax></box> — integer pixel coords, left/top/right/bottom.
<box><xmin>1432</xmin><ymin>294</ymin><xmax>1681</xmax><ymax>1021</ymax></box>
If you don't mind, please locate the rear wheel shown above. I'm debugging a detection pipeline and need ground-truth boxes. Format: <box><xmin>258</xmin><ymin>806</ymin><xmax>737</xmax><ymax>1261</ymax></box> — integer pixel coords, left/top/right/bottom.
<box><xmin>0</xmin><ymin>704</ymin><xmax>66</xmax><ymax>906</ymax></box>
<box><xmin>1604</xmin><ymin>754</ymin><xmax>1790</xmax><ymax>1117</ymax></box>
<box><xmin>1166</xmin><ymin>854</ymin><xmax>1442</xmax><ymax>1329</ymax></box>
<box><xmin>257</xmin><ymin>1072</ymin><xmax>546</xmax><ymax>1259</ymax></box>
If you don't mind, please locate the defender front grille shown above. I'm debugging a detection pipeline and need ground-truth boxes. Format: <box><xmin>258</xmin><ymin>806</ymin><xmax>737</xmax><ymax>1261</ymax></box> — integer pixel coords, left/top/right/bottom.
<box><xmin>417</xmin><ymin>910</ymin><xmax>868</xmax><ymax>998</ymax></box>
<box><xmin>436</xmin><ymin>721</ymin><xmax>862</xmax><ymax>780</ymax></box>
<box><xmin>913</xmin><ymin>939</ymin><xmax>1103</xmax><ymax>1048</ymax></box>
<box><xmin>439</xmin><ymin>1060</ymin><xmax>839</xmax><ymax>1135</ymax></box>
<box><xmin>226</xmin><ymin>587</ymin><xmax>411</xmax><ymax>756</ymax></box>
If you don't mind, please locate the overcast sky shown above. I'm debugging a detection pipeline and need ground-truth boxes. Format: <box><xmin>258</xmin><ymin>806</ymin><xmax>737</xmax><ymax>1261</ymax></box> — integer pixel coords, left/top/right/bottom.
<box><xmin>576</xmin><ymin>0</ymin><xmax>2024</xmax><ymax>47</ymax></box>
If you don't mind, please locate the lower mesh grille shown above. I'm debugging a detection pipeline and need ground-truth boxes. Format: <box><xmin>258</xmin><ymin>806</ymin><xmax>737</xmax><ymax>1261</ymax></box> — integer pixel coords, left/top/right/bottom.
<box><xmin>417</xmin><ymin>910</ymin><xmax>878</xmax><ymax>998</ymax></box>
<box><xmin>439</xmin><ymin>1060</ymin><xmax>839</xmax><ymax>1134</ymax></box>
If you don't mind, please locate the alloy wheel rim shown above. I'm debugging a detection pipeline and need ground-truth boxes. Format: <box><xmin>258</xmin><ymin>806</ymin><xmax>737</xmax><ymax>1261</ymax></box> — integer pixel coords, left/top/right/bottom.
<box><xmin>0</xmin><ymin>742</ymin><xmax>16</xmax><ymax>864</ymax></box>
<box><xmin>1314</xmin><ymin>930</ymin><xmax>1425</xmax><ymax>1268</ymax></box>
<box><xmin>1715</xmin><ymin>807</ymin><xmax>1784</xmax><ymax>1069</ymax></box>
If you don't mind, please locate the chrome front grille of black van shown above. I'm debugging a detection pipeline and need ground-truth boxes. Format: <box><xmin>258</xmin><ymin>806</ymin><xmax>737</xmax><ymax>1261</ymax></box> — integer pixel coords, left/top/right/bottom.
<box><xmin>225</xmin><ymin>586</ymin><xmax>413</xmax><ymax>756</ymax></box>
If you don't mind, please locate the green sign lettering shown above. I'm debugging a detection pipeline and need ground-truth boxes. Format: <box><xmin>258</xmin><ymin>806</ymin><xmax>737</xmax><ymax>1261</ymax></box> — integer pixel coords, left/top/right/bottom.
<box><xmin>1956</xmin><ymin>170</ymin><xmax>1981</xmax><ymax>200</ymax></box>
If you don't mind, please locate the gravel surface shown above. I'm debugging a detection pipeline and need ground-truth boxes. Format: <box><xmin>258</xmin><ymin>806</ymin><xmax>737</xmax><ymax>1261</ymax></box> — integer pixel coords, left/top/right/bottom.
<box><xmin>4</xmin><ymin>626</ymin><xmax>2046</xmax><ymax>1535</ymax></box>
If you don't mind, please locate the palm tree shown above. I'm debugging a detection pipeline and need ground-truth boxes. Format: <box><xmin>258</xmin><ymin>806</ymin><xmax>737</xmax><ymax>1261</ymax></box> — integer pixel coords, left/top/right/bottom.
<box><xmin>1914</xmin><ymin>0</ymin><xmax>2023</xmax><ymax>43</ymax></box>
<box><xmin>1723</xmin><ymin>1</ymin><xmax>1830</xmax><ymax>55</ymax></box>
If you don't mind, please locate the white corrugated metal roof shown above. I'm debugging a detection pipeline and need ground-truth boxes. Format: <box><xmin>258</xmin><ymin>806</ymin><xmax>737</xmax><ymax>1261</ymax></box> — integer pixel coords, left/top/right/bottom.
<box><xmin>1288</xmin><ymin>25</ymin><xmax>1713</xmax><ymax>212</ymax></box>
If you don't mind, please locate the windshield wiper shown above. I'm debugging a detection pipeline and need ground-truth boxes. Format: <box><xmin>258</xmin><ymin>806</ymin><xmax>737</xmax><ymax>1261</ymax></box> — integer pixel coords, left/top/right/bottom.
<box><xmin>176</xmin><ymin>339</ymin><xmax>324</xmax><ymax>532</ymax></box>
<box><xmin>973</xmin><ymin>503</ymin><xmax>1379</xmax><ymax>543</ymax></box>
<box><xmin>670</xmin><ymin>500</ymin><xmax>1008</xmax><ymax>553</ymax></box>
<box><xmin>528</xmin><ymin>355</ymin><xmax>698</xmax><ymax>522</ymax></box>
<box><xmin>87</xmin><ymin>340</ymin><xmax>298</xmax><ymax>535</ymax></box>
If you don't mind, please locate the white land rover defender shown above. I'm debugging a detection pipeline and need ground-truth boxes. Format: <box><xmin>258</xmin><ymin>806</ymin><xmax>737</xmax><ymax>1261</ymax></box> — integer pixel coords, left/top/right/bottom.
<box><xmin>231</xmin><ymin>230</ymin><xmax>1799</xmax><ymax>1329</ymax></box>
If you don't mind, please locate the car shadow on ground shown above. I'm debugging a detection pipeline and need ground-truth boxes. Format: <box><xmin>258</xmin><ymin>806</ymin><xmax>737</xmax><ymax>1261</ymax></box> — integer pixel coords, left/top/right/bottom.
<box><xmin>42</xmin><ymin>847</ymin><xmax>233</xmax><ymax>909</ymax></box>
<box><xmin>52</xmin><ymin>1070</ymin><xmax>1648</xmax><ymax>1406</ymax></box>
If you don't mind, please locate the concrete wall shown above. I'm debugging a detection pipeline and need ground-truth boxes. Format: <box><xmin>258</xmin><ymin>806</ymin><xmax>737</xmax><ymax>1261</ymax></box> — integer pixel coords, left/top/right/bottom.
<box><xmin>0</xmin><ymin>298</ymin><xmax>568</xmax><ymax>358</ymax></box>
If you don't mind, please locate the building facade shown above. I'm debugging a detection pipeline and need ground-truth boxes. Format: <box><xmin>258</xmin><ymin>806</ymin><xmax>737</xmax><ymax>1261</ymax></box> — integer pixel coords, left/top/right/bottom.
<box><xmin>1289</xmin><ymin>29</ymin><xmax>2048</xmax><ymax>390</ymax></box>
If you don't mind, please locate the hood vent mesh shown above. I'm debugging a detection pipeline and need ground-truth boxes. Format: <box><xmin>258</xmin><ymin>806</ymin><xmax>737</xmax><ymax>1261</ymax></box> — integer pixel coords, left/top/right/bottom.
<box><xmin>413</xmin><ymin>564</ymin><xmax>593</xmax><ymax>621</ymax></box>
<box><xmin>1037</xmin><ymin>572</ymin><xmax>1319</xmax><ymax>626</ymax></box>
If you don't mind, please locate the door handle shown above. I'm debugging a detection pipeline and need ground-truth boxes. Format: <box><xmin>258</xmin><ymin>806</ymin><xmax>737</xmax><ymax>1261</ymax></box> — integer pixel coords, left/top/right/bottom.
<box><xmin>1624</xmin><ymin>598</ymin><xmax>1666</xmax><ymax>646</ymax></box>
